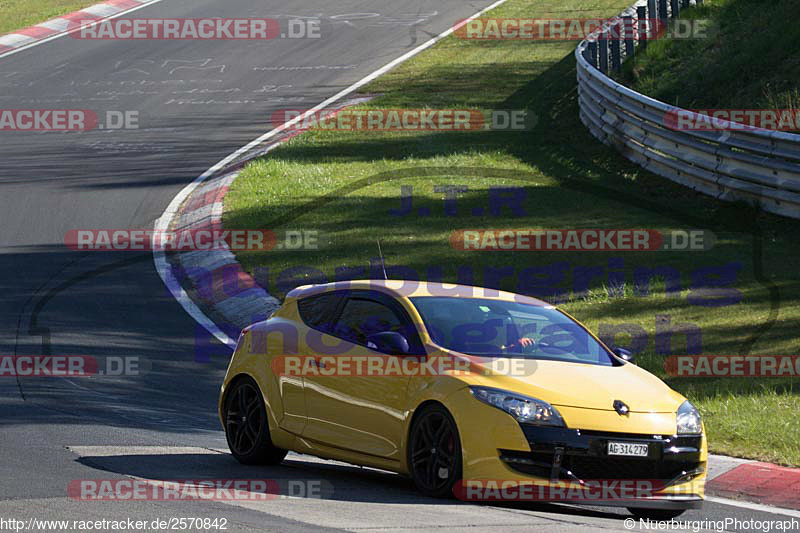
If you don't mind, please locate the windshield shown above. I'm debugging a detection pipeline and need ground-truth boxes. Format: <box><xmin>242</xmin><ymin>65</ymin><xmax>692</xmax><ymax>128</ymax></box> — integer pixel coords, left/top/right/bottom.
<box><xmin>410</xmin><ymin>296</ymin><xmax>616</xmax><ymax>366</ymax></box>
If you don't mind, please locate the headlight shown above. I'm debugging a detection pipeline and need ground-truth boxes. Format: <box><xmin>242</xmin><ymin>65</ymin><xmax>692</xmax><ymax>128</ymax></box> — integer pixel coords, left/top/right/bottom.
<box><xmin>469</xmin><ymin>386</ymin><xmax>565</xmax><ymax>427</ymax></box>
<box><xmin>677</xmin><ymin>400</ymin><xmax>702</xmax><ymax>435</ymax></box>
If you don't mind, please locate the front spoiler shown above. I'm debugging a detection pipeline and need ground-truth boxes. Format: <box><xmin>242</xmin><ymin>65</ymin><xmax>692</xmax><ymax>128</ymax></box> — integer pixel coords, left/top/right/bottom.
<box><xmin>574</xmin><ymin>494</ymin><xmax>704</xmax><ymax>510</ymax></box>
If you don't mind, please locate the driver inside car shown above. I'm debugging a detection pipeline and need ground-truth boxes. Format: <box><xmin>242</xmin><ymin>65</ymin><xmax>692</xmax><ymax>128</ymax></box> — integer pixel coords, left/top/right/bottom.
<box><xmin>504</xmin><ymin>336</ymin><xmax>535</xmax><ymax>353</ymax></box>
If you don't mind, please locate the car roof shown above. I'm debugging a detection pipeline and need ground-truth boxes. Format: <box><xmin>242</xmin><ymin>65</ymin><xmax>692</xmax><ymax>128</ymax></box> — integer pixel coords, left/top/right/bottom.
<box><xmin>285</xmin><ymin>280</ymin><xmax>553</xmax><ymax>307</ymax></box>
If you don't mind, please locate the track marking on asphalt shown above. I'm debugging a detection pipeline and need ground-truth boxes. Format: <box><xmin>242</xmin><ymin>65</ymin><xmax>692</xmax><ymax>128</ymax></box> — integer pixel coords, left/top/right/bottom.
<box><xmin>153</xmin><ymin>0</ymin><xmax>512</xmax><ymax>349</ymax></box>
<box><xmin>0</xmin><ymin>0</ymin><xmax>164</xmax><ymax>61</ymax></box>
<box><xmin>705</xmin><ymin>496</ymin><xmax>800</xmax><ymax>518</ymax></box>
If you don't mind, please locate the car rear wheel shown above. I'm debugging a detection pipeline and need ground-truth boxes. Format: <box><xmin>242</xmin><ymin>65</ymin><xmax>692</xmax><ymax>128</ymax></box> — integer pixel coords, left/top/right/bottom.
<box><xmin>408</xmin><ymin>404</ymin><xmax>462</xmax><ymax>498</ymax></box>
<box><xmin>224</xmin><ymin>376</ymin><xmax>287</xmax><ymax>465</ymax></box>
<box><xmin>627</xmin><ymin>508</ymin><xmax>686</xmax><ymax>520</ymax></box>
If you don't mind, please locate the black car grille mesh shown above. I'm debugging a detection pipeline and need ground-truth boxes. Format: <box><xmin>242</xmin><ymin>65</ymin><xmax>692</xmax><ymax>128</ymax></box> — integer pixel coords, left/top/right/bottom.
<box><xmin>501</xmin><ymin>450</ymin><xmax>699</xmax><ymax>482</ymax></box>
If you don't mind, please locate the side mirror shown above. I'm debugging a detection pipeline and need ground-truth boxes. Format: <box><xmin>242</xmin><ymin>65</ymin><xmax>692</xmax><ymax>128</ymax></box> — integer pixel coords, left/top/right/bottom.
<box><xmin>612</xmin><ymin>347</ymin><xmax>635</xmax><ymax>364</ymax></box>
<box><xmin>366</xmin><ymin>331</ymin><xmax>410</xmax><ymax>355</ymax></box>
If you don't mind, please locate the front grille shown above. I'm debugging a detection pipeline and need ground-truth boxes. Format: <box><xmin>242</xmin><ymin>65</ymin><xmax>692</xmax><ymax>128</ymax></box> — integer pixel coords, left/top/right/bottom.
<box><xmin>566</xmin><ymin>456</ymin><xmax>696</xmax><ymax>481</ymax></box>
<box><xmin>500</xmin><ymin>428</ymin><xmax>703</xmax><ymax>483</ymax></box>
<box><xmin>502</xmin><ymin>451</ymin><xmax>699</xmax><ymax>481</ymax></box>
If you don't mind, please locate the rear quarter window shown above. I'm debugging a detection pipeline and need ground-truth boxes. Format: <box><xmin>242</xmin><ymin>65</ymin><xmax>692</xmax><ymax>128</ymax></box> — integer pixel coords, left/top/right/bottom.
<box><xmin>297</xmin><ymin>293</ymin><xmax>343</xmax><ymax>332</ymax></box>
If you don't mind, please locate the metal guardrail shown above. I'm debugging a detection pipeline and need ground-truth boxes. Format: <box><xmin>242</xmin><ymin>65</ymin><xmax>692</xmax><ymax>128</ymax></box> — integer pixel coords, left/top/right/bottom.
<box><xmin>574</xmin><ymin>1</ymin><xmax>800</xmax><ymax>219</ymax></box>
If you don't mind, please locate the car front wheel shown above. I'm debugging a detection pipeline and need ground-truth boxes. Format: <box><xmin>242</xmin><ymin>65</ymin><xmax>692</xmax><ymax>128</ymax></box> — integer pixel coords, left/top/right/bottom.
<box><xmin>224</xmin><ymin>376</ymin><xmax>287</xmax><ymax>465</ymax></box>
<box><xmin>408</xmin><ymin>404</ymin><xmax>463</xmax><ymax>498</ymax></box>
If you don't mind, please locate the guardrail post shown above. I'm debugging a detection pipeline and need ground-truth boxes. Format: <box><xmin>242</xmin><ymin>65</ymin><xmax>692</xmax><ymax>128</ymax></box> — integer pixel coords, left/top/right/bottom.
<box><xmin>658</xmin><ymin>0</ymin><xmax>668</xmax><ymax>22</ymax></box>
<box><xmin>647</xmin><ymin>0</ymin><xmax>657</xmax><ymax>21</ymax></box>
<box><xmin>671</xmin><ymin>0</ymin><xmax>680</xmax><ymax>18</ymax></box>
<box><xmin>586</xmin><ymin>41</ymin><xmax>598</xmax><ymax>68</ymax></box>
<box><xmin>599</xmin><ymin>29</ymin><xmax>609</xmax><ymax>73</ymax></box>
<box><xmin>637</xmin><ymin>5</ymin><xmax>649</xmax><ymax>50</ymax></box>
<box><xmin>623</xmin><ymin>16</ymin><xmax>635</xmax><ymax>58</ymax></box>
<box><xmin>610</xmin><ymin>20</ymin><xmax>621</xmax><ymax>71</ymax></box>
<box><xmin>647</xmin><ymin>0</ymin><xmax>658</xmax><ymax>42</ymax></box>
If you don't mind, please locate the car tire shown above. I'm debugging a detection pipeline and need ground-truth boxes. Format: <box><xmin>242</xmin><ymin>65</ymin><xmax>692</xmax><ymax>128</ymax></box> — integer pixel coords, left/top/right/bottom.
<box><xmin>407</xmin><ymin>404</ymin><xmax>463</xmax><ymax>498</ymax></box>
<box><xmin>224</xmin><ymin>376</ymin><xmax>288</xmax><ymax>465</ymax></box>
<box><xmin>626</xmin><ymin>508</ymin><xmax>687</xmax><ymax>520</ymax></box>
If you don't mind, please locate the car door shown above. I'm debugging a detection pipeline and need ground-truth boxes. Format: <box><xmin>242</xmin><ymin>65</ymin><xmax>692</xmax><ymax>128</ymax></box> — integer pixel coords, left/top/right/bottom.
<box><xmin>301</xmin><ymin>290</ymin><xmax>425</xmax><ymax>460</ymax></box>
<box><xmin>278</xmin><ymin>291</ymin><xmax>347</xmax><ymax>435</ymax></box>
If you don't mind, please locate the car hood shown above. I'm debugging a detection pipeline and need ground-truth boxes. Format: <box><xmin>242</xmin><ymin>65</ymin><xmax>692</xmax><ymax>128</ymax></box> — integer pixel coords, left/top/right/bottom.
<box><xmin>468</xmin><ymin>357</ymin><xmax>684</xmax><ymax>413</ymax></box>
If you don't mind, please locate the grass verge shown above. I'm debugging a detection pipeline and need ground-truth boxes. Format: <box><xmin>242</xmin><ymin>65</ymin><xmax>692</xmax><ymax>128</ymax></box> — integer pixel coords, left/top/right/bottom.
<box><xmin>1</xmin><ymin>0</ymin><xmax>99</xmax><ymax>36</ymax></box>
<box><xmin>619</xmin><ymin>0</ymin><xmax>800</xmax><ymax>111</ymax></box>
<box><xmin>225</xmin><ymin>0</ymin><xmax>800</xmax><ymax>465</ymax></box>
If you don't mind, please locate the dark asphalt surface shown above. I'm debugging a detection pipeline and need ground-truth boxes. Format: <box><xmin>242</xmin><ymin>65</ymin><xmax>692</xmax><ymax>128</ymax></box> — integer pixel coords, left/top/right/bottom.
<box><xmin>0</xmin><ymin>0</ymin><xmax>797</xmax><ymax>530</ymax></box>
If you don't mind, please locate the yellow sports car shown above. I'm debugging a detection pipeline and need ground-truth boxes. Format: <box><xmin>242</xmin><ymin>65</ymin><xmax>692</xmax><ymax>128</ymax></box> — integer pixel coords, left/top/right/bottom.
<box><xmin>219</xmin><ymin>280</ymin><xmax>706</xmax><ymax>519</ymax></box>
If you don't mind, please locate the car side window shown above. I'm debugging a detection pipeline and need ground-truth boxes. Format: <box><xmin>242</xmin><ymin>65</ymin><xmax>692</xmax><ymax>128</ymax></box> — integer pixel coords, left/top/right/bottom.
<box><xmin>297</xmin><ymin>292</ymin><xmax>345</xmax><ymax>333</ymax></box>
<box><xmin>333</xmin><ymin>298</ymin><xmax>404</xmax><ymax>345</ymax></box>
<box><xmin>331</xmin><ymin>293</ymin><xmax>424</xmax><ymax>355</ymax></box>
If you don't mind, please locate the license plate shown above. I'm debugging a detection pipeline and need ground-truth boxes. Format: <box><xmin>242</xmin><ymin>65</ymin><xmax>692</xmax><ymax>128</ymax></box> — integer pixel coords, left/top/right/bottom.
<box><xmin>607</xmin><ymin>442</ymin><xmax>649</xmax><ymax>457</ymax></box>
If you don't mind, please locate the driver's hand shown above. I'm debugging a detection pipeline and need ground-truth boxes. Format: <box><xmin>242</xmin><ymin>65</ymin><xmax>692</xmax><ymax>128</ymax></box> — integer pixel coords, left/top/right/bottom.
<box><xmin>506</xmin><ymin>337</ymin><xmax>534</xmax><ymax>352</ymax></box>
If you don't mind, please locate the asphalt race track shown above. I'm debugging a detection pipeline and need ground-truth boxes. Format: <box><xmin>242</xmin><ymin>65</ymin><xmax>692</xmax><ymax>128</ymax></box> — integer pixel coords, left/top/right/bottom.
<box><xmin>0</xmin><ymin>1</ymin><xmax>798</xmax><ymax>531</ymax></box>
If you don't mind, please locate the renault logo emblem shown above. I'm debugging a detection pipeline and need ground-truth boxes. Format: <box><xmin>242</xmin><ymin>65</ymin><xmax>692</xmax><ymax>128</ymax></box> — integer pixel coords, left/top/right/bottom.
<box><xmin>613</xmin><ymin>400</ymin><xmax>630</xmax><ymax>415</ymax></box>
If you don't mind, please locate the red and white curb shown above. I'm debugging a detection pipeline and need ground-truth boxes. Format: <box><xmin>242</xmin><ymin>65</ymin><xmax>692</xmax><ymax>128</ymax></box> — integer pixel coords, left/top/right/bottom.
<box><xmin>707</xmin><ymin>455</ymin><xmax>800</xmax><ymax>511</ymax></box>
<box><xmin>162</xmin><ymin>165</ymin><xmax>281</xmax><ymax>345</ymax></box>
<box><xmin>0</xmin><ymin>0</ymin><xmax>160</xmax><ymax>59</ymax></box>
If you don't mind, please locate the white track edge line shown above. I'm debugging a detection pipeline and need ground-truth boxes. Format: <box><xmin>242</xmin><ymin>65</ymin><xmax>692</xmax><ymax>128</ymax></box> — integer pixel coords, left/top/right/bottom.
<box><xmin>705</xmin><ymin>496</ymin><xmax>800</xmax><ymax>518</ymax></box>
<box><xmin>153</xmin><ymin>0</ymin><xmax>510</xmax><ymax>349</ymax></box>
<box><xmin>0</xmin><ymin>0</ymin><xmax>163</xmax><ymax>60</ymax></box>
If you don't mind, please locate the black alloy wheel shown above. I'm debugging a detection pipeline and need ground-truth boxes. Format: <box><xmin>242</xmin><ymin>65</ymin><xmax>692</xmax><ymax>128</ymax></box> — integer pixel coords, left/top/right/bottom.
<box><xmin>408</xmin><ymin>404</ymin><xmax>463</xmax><ymax>498</ymax></box>
<box><xmin>225</xmin><ymin>376</ymin><xmax>287</xmax><ymax>465</ymax></box>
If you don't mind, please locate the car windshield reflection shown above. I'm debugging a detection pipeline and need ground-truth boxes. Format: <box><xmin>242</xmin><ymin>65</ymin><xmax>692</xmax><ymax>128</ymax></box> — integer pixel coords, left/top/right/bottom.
<box><xmin>410</xmin><ymin>296</ymin><xmax>617</xmax><ymax>366</ymax></box>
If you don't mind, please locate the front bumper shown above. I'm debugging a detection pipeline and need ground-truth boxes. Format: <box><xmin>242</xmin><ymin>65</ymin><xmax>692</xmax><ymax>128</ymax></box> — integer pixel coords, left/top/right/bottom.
<box><xmin>502</xmin><ymin>425</ymin><xmax>704</xmax><ymax>483</ymax></box>
<box><xmin>498</xmin><ymin>425</ymin><xmax>705</xmax><ymax>508</ymax></box>
<box><xmin>447</xmin><ymin>388</ymin><xmax>706</xmax><ymax>508</ymax></box>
